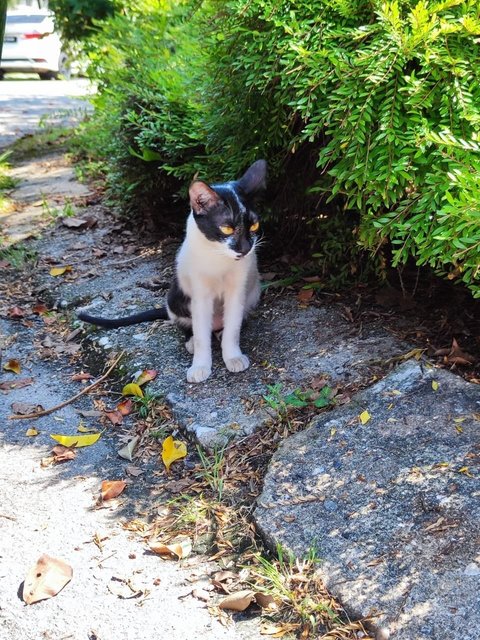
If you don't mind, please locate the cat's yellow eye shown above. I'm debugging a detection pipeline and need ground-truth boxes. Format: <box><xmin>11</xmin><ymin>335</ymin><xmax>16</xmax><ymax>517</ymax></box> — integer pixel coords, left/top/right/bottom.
<box><xmin>220</xmin><ymin>225</ymin><xmax>235</xmax><ymax>235</ymax></box>
<box><xmin>250</xmin><ymin>221</ymin><xmax>260</xmax><ymax>232</ymax></box>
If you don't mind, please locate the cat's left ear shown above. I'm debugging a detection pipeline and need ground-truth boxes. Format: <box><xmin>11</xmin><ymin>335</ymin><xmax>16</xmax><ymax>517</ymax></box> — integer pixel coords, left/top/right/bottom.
<box><xmin>189</xmin><ymin>181</ymin><xmax>221</xmax><ymax>215</ymax></box>
<box><xmin>237</xmin><ymin>159</ymin><xmax>267</xmax><ymax>196</ymax></box>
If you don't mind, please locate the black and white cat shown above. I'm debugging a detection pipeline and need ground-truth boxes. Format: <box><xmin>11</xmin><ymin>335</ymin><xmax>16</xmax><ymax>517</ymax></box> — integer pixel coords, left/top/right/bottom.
<box><xmin>78</xmin><ymin>159</ymin><xmax>266</xmax><ymax>383</ymax></box>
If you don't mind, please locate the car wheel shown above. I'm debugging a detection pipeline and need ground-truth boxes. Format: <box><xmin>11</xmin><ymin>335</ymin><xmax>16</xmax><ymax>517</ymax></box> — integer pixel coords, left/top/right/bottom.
<box><xmin>39</xmin><ymin>72</ymin><xmax>56</xmax><ymax>80</ymax></box>
<box><xmin>58</xmin><ymin>52</ymin><xmax>72</xmax><ymax>80</ymax></box>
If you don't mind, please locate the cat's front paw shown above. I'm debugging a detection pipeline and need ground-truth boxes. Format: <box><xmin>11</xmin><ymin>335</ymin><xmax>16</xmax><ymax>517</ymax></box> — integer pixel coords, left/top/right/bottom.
<box><xmin>187</xmin><ymin>364</ymin><xmax>212</xmax><ymax>383</ymax></box>
<box><xmin>224</xmin><ymin>354</ymin><xmax>250</xmax><ymax>373</ymax></box>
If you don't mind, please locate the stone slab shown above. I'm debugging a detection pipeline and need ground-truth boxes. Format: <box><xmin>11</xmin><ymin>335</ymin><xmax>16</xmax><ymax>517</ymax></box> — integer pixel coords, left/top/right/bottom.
<box><xmin>254</xmin><ymin>360</ymin><xmax>480</xmax><ymax>639</ymax></box>
<box><xmin>76</xmin><ymin>293</ymin><xmax>409</xmax><ymax>447</ymax></box>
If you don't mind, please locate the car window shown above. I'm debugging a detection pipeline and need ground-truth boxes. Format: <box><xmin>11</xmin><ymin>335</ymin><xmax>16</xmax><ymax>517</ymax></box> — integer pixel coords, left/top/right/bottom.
<box><xmin>7</xmin><ymin>15</ymin><xmax>49</xmax><ymax>24</ymax></box>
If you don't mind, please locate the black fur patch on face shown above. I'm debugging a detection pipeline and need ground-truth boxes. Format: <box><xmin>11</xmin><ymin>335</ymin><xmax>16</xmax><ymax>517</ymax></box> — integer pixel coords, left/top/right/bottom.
<box><xmin>193</xmin><ymin>183</ymin><xmax>260</xmax><ymax>256</ymax></box>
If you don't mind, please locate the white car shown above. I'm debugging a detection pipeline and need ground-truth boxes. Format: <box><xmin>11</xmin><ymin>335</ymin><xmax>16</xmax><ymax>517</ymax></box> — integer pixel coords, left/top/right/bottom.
<box><xmin>0</xmin><ymin>9</ymin><xmax>69</xmax><ymax>80</ymax></box>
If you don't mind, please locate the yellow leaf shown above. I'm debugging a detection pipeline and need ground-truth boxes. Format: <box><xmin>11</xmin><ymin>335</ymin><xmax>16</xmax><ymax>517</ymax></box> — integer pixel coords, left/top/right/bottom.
<box><xmin>455</xmin><ymin>424</ymin><xmax>463</xmax><ymax>434</ymax></box>
<box><xmin>161</xmin><ymin>435</ymin><xmax>187</xmax><ymax>472</ymax></box>
<box><xmin>50</xmin><ymin>432</ymin><xmax>101</xmax><ymax>448</ymax></box>
<box><xmin>77</xmin><ymin>424</ymin><xmax>97</xmax><ymax>433</ymax></box>
<box><xmin>3</xmin><ymin>358</ymin><xmax>21</xmax><ymax>374</ymax></box>
<box><xmin>458</xmin><ymin>466</ymin><xmax>474</xmax><ymax>478</ymax></box>
<box><xmin>135</xmin><ymin>369</ymin><xmax>158</xmax><ymax>386</ymax></box>
<box><xmin>432</xmin><ymin>380</ymin><xmax>439</xmax><ymax>391</ymax></box>
<box><xmin>122</xmin><ymin>383</ymin><xmax>144</xmax><ymax>397</ymax></box>
<box><xmin>49</xmin><ymin>265</ymin><xmax>72</xmax><ymax>277</ymax></box>
<box><xmin>26</xmin><ymin>428</ymin><xmax>38</xmax><ymax>437</ymax></box>
<box><xmin>359</xmin><ymin>410</ymin><xmax>371</xmax><ymax>425</ymax></box>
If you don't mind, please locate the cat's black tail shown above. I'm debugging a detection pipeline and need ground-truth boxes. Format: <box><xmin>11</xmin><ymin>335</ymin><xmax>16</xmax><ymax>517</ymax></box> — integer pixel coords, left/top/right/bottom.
<box><xmin>78</xmin><ymin>307</ymin><xmax>169</xmax><ymax>329</ymax></box>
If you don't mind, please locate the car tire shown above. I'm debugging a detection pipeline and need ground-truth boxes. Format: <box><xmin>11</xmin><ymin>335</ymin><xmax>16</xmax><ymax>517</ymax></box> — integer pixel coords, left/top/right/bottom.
<box><xmin>39</xmin><ymin>72</ymin><xmax>56</xmax><ymax>80</ymax></box>
<box><xmin>0</xmin><ymin>71</ymin><xmax>4</xmax><ymax>81</ymax></box>
<box><xmin>58</xmin><ymin>52</ymin><xmax>72</xmax><ymax>80</ymax></box>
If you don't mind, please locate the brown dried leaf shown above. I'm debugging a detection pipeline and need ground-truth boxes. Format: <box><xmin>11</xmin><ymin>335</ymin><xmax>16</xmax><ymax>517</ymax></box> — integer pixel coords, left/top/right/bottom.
<box><xmin>116</xmin><ymin>398</ymin><xmax>133</xmax><ymax>416</ymax></box>
<box><xmin>135</xmin><ymin>369</ymin><xmax>158</xmax><ymax>386</ymax></box>
<box><xmin>11</xmin><ymin>401</ymin><xmax>44</xmax><ymax>415</ymax></box>
<box><xmin>149</xmin><ymin>536</ymin><xmax>192</xmax><ymax>560</ymax></box>
<box><xmin>254</xmin><ymin>592</ymin><xmax>277</xmax><ymax>610</ymax></box>
<box><xmin>52</xmin><ymin>445</ymin><xmax>77</xmax><ymax>462</ymax></box>
<box><xmin>3</xmin><ymin>358</ymin><xmax>21</xmax><ymax>374</ymax></box>
<box><xmin>297</xmin><ymin>288</ymin><xmax>314</xmax><ymax>304</ymax></box>
<box><xmin>61</xmin><ymin>216</ymin><xmax>89</xmax><ymax>229</ymax></box>
<box><xmin>8</xmin><ymin>306</ymin><xmax>26</xmax><ymax>318</ymax></box>
<box><xmin>164</xmin><ymin>477</ymin><xmax>195</xmax><ymax>494</ymax></box>
<box><xmin>260</xmin><ymin>623</ymin><xmax>300</xmax><ymax>637</ymax></box>
<box><xmin>22</xmin><ymin>554</ymin><xmax>72</xmax><ymax>604</ymax></box>
<box><xmin>0</xmin><ymin>377</ymin><xmax>34</xmax><ymax>391</ymax></box>
<box><xmin>105</xmin><ymin>410</ymin><xmax>123</xmax><ymax>425</ymax></box>
<box><xmin>101</xmin><ymin>480</ymin><xmax>127</xmax><ymax>501</ymax></box>
<box><xmin>32</xmin><ymin>303</ymin><xmax>49</xmax><ymax>315</ymax></box>
<box><xmin>218</xmin><ymin>589</ymin><xmax>255</xmax><ymax>611</ymax></box>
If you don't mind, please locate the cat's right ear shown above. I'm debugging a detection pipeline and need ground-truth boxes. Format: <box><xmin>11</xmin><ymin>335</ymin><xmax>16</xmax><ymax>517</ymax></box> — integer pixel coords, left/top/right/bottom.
<box><xmin>189</xmin><ymin>181</ymin><xmax>220</xmax><ymax>215</ymax></box>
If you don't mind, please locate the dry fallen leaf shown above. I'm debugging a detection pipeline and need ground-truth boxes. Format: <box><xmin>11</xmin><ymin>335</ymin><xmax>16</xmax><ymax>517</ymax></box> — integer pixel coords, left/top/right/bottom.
<box><xmin>118</xmin><ymin>436</ymin><xmax>140</xmax><ymax>462</ymax></box>
<box><xmin>149</xmin><ymin>536</ymin><xmax>192</xmax><ymax>560</ymax></box>
<box><xmin>32</xmin><ymin>303</ymin><xmax>49</xmax><ymax>315</ymax></box>
<box><xmin>260</xmin><ymin>622</ymin><xmax>300</xmax><ymax>637</ymax></box>
<box><xmin>41</xmin><ymin>444</ymin><xmax>77</xmax><ymax>467</ymax></box>
<box><xmin>3</xmin><ymin>358</ymin><xmax>21</xmax><ymax>374</ymax></box>
<box><xmin>52</xmin><ymin>445</ymin><xmax>77</xmax><ymax>462</ymax></box>
<box><xmin>432</xmin><ymin>380</ymin><xmax>439</xmax><ymax>391</ymax></box>
<box><xmin>0</xmin><ymin>377</ymin><xmax>34</xmax><ymax>391</ymax></box>
<box><xmin>359</xmin><ymin>410</ymin><xmax>371</xmax><ymax>425</ymax></box>
<box><xmin>297</xmin><ymin>288</ymin><xmax>314</xmax><ymax>305</ymax></box>
<box><xmin>77</xmin><ymin>424</ymin><xmax>98</xmax><ymax>434</ymax></box>
<box><xmin>49</xmin><ymin>265</ymin><xmax>72</xmax><ymax>277</ymax></box>
<box><xmin>50</xmin><ymin>432</ymin><xmax>101</xmax><ymax>448</ymax></box>
<box><xmin>126</xmin><ymin>465</ymin><xmax>144</xmax><ymax>477</ymax></box>
<box><xmin>101</xmin><ymin>480</ymin><xmax>127</xmax><ymax>501</ymax></box>
<box><xmin>218</xmin><ymin>589</ymin><xmax>255</xmax><ymax>611</ymax></box>
<box><xmin>7</xmin><ymin>306</ymin><xmax>26</xmax><ymax>318</ymax></box>
<box><xmin>26</xmin><ymin>428</ymin><xmax>39</xmax><ymax>437</ymax></box>
<box><xmin>105</xmin><ymin>410</ymin><xmax>123</xmax><ymax>425</ymax></box>
<box><xmin>161</xmin><ymin>435</ymin><xmax>187</xmax><ymax>472</ymax></box>
<box><xmin>61</xmin><ymin>216</ymin><xmax>89</xmax><ymax>229</ymax></box>
<box><xmin>117</xmin><ymin>398</ymin><xmax>133</xmax><ymax>416</ymax></box>
<box><xmin>71</xmin><ymin>372</ymin><xmax>93</xmax><ymax>382</ymax></box>
<box><xmin>22</xmin><ymin>554</ymin><xmax>72</xmax><ymax>604</ymax></box>
<box><xmin>254</xmin><ymin>592</ymin><xmax>277</xmax><ymax>610</ymax></box>
<box><xmin>135</xmin><ymin>369</ymin><xmax>158</xmax><ymax>386</ymax></box>
<box><xmin>122</xmin><ymin>383</ymin><xmax>144</xmax><ymax>398</ymax></box>
<box><xmin>11</xmin><ymin>401</ymin><xmax>44</xmax><ymax>415</ymax></box>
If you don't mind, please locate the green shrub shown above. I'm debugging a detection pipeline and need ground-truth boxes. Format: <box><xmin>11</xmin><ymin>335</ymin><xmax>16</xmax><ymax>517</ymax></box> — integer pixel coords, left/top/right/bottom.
<box><xmin>78</xmin><ymin>0</ymin><xmax>480</xmax><ymax>295</ymax></box>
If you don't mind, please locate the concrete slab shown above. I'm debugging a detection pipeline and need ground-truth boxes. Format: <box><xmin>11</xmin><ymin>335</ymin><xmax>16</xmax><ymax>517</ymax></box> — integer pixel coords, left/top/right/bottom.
<box><xmin>254</xmin><ymin>361</ymin><xmax>480</xmax><ymax>640</ymax></box>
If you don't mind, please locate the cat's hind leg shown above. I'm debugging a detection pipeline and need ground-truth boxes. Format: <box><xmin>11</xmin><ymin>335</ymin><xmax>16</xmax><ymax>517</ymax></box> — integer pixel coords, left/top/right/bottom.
<box><xmin>183</xmin><ymin>328</ymin><xmax>194</xmax><ymax>354</ymax></box>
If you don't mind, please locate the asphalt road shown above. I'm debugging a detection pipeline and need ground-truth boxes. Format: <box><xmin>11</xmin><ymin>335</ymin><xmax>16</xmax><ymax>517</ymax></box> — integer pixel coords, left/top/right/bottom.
<box><xmin>0</xmin><ymin>77</ymin><xmax>94</xmax><ymax>150</ymax></box>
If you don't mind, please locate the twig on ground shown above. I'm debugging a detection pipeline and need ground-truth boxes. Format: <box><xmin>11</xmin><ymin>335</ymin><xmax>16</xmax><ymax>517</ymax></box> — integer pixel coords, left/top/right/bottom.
<box><xmin>8</xmin><ymin>351</ymin><xmax>125</xmax><ymax>420</ymax></box>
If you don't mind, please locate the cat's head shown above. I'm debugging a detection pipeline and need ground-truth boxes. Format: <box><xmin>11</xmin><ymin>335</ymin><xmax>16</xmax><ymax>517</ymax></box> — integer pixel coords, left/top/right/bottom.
<box><xmin>189</xmin><ymin>160</ymin><xmax>267</xmax><ymax>259</ymax></box>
